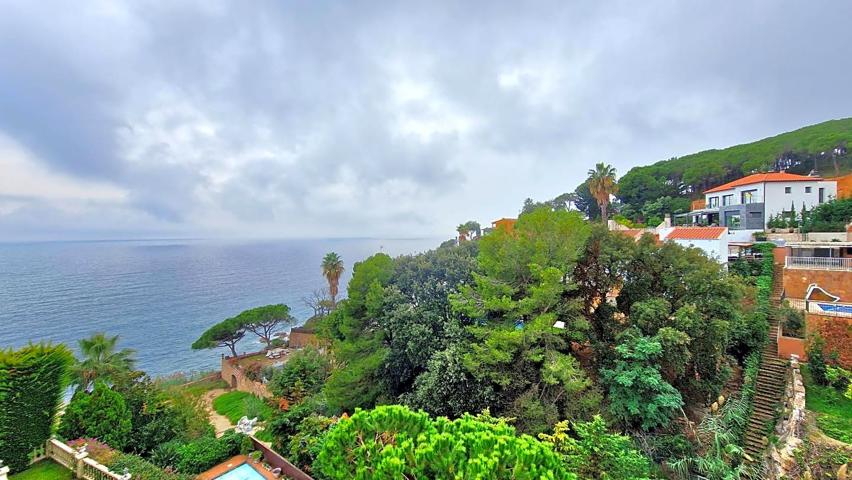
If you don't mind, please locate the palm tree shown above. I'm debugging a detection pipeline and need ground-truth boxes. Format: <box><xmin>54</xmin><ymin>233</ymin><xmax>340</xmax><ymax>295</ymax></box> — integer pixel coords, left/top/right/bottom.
<box><xmin>587</xmin><ymin>163</ymin><xmax>618</xmax><ymax>224</ymax></box>
<box><xmin>321</xmin><ymin>252</ymin><xmax>344</xmax><ymax>307</ymax></box>
<box><xmin>74</xmin><ymin>332</ymin><xmax>136</xmax><ymax>387</ymax></box>
<box><xmin>456</xmin><ymin>224</ymin><xmax>470</xmax><ymax>242</ymax></box>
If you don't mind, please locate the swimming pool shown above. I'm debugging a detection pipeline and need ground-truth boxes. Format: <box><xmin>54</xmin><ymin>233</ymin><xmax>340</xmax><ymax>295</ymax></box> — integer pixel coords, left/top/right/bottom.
<box><xmin>214</xmin><ymin>463</ymin><xmax>266</xmax><ymax>480</ymax></box>
<box><xmin>816</xmin><ymin>303</ymin><xmax>852</xmax><ymax>314</ymax></box>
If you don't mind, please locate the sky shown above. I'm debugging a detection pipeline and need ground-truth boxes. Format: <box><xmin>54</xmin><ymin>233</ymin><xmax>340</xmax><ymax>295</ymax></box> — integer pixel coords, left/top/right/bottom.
<box><xmin>1</xmin><ymin>1</ymin><xmax>851</xmax><ymax>241</ymax></box>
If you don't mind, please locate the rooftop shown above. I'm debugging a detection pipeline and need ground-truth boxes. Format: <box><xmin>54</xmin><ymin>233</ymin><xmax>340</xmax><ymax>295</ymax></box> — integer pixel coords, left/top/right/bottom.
<box><xmin>704</xmin><ymin>172</ymin><xmax>824</xmax><ymax>194</ymax></box>
<box><xmin>665</xmin><ymin>226</ymin><xmax>727</xmax><ymax>240</ymax></box>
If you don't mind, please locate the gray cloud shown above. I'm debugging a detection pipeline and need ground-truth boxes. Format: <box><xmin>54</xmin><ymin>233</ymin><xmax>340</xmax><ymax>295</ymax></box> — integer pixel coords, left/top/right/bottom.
<box><xmin>1</xmin><ymin>0</ymin><xmax>851</xmax><ymax>240</ymax></box>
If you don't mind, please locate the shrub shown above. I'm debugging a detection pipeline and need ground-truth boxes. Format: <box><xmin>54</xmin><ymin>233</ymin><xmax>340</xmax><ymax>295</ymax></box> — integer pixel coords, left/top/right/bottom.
<box><xmin>0</xmin><ymin>344</ymin><xmax>74</xmax><ymax>473</ymax></box>
<box><xmin>108</xmin><ymin>453</ymin><xmax>193</xmax><ymax>480</ymax></box>
<box><xmin>58</xmin><ymin>382</ymin><xmax>133</xmax><ymax>450</ymax></box>
<box><xmin>778</xmin><ymin>301</ymin><xmax>805</xmax><ymax>338</ymax></box>
<box><xmin>315</xmin><ymin>405</ymin><xmax>575</xmax><ymax>479</ymax></box>
<box><xmin>269</xmin><ymin>347</ymin><xmax>331</xmax><ymax>401</ymax></box>
<box><xmin>807</xmin><ymin>335</ymin><xmax>829</xmax><ymax>386</ymax></box>
<box><xmin>67</xmin><ymin>438</ymin><xmax>117</xmax><ymax>465</ymax></box>
<box><xmin>152</xmin><ymin>432</ymin><xmax>242</xmax><ymax>475</ymax></box>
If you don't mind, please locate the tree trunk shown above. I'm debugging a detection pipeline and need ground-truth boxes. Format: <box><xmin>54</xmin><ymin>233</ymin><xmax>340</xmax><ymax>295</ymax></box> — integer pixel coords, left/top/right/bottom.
<box><xmin>228</xmin><ymin>343</ymin><xmax>238</xmax><ymax>358</ymax></box>
<box><xmin>600</xmin><ymin>201</ymin><xmax>608</xmax><ymax>225</ymax></box>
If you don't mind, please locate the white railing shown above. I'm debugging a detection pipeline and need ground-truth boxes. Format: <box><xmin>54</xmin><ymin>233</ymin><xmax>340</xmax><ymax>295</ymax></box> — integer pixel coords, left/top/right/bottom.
<box><xmin>785</xmin><ymin>256</ymin><xmax>852</xmax><ymax>271</ymax></box>
<box><xmin>46</xmin><ymin>439</ymin><xmax>77</xmax><ymax>471</ymax></box>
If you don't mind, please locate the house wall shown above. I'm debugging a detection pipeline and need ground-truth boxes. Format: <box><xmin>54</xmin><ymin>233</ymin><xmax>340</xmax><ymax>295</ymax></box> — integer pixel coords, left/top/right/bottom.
<box><xmin>671</xmin><ymin>237</ymin><xmax>727</xmax><ymax>264</ymax></box>
<box><xmin>764</xmin><ymin>181</ymin><xmax>837</xmax><ymax>225</ymax></box>
<box><xmin>782</xmin><ymin>268</ymin><xmax>852</xmax><ymax>301</ymax></box>
<box><xmin>705</xmin><ymin>183</ymin><xmax>765</xmax><ymax>208</ymax></box>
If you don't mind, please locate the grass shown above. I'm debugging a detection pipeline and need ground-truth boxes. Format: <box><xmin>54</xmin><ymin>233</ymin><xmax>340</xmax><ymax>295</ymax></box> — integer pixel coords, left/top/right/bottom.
<box><xmin>801</xmin><ymin>365</ymin><xmax>852</xmax><ymax>444</ymax></box>
<box><xmin>182</xmin><ymin>377</ymin><xmax>229</xmax><ymax>397</ymax></box>
<box><xmin>9</xmin><ymin>460</ymin><xmax>73</xmax><ymax>480</ymax></box>
<box><xmin>212</xmin><ymin>390</ymin><xmax>275</xmax><ymax>424</ymax></box>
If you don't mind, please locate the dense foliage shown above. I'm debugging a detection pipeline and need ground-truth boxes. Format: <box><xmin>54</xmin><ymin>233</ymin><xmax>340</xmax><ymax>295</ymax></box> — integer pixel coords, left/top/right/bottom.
<box><xmin>192</xmin><ymin>304</ymin><xmax>294</xmax><ymax>356</ymax></box>
<box><xmin>59</xmin><ymin>382</ymin><xmax>134</xmax><ymax>450</ymax></box>
<box><xmin>0</xmin><ymin>344</ymin><xmax>74</xmax><ymax>473</ymax></box>
<box><xmin>801</xmin><ymin>197</ymin><xmax>852</xmax><ymax>232</ymax></box>
<box><xmin>314</xmin><ymin>405</ymin><xmax>575</xmax><ymax>480</ymax></box>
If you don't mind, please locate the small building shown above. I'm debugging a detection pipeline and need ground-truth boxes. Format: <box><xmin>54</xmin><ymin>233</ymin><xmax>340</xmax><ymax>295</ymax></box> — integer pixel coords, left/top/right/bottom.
<box><xmin>659</xmin><ymin>226</ymin><xmax>729</xmax><ymax>265</ymax></box>
<box><xmin>492</xmin><ymin>218</ymin><xmax>517</xmax><ymax>233</ymax></box>
<box><xmin>678</xmin><ymin>172</ymin><xmax>837</xmax><ymax>238</ymax></box>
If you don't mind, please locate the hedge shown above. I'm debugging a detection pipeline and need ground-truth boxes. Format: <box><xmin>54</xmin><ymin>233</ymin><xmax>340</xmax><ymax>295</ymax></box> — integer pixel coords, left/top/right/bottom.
<box><xmin>0</xmin><ymin>344</ymin><xmax>74</xmax><ymax>473</ymax></box>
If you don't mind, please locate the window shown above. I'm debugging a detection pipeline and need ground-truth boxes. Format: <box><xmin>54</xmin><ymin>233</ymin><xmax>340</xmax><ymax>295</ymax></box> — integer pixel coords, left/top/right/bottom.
<box><xmin>805</xmin><ymin>186</ymin><xmax>812</xmax><ymax>193</ymax></box>
<box><xmin>741</xmin><ymin>189</ymin><xmax>758</xmax><ymax>204</ymax></box>
<box><xmin>722</xmin><ymin>194</ymin><xmax>733</xmax><ymax>206</ymax></box>
<box><xmin>785</xmin><ymin>186</ymin><xmax>791</xmax><ymax>194</ymax></box>
<box><xmin>708</xmin><ymin>196</ymin><xmax>719</xmax><ymax>208</ymax></box>
<box><xmin>725</xmin><ymin>212</ymin><xmax>742</xmax><ymax>229</ymax></box>
<box><xmin>819</xmin><ymin>187</ymin><xmax>825</xmax><ymax>203</ymax></box>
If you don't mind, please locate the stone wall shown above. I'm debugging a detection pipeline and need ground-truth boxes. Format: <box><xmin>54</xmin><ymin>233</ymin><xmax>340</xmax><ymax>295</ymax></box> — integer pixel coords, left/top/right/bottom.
<box><xmin>766</xmin><ymin>356</ymin><xmax>806</xmax><ymax>480</ymax></box>
<box><xmin>783</xmin><ymin>268</ymin><xmax>852</xmax><ymax>301</ymax></box>
<box><xmin>221</xmin><ymin>354</ymin><xmax>271</xmax><ymax>398</ymax></box>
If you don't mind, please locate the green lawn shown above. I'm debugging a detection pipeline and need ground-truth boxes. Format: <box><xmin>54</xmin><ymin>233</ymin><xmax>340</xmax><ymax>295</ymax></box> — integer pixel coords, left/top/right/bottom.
<box><xmin>9</xmin><ymin>460</ymin><xmax>72</xmax><ymax>480</ymax></box>
<box><xmin>182</xmin><ymin>377</ymin><xmax>229</xmax><ymax>397</ymax></box>
<box><xmin>801</xmin><ymin>365</ymin><xmax>852</xmax><ymax>443</ymax></box>
<box><xmin>212</xmin><ymin>390</ymin><xmax>275</xmax><ymax>424</ymax></box>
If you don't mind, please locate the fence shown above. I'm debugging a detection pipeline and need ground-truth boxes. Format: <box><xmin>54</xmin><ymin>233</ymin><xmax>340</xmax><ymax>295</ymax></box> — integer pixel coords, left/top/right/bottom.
<box><xmin>249</xmin><ymin>436</ymin><xmax>314</xmax><ymax>480</ymax></box>
<box><xmin>784</xmin><ymin>298</ymin><xmax>852</xmax><ymax>318</ymax></box>
<box><xmin>0</xmin><ymin>439</ymin><xmax>128</xmax><ymax>480</ymax></box>
<box><xmin>785</xmin><ymin>256</ymin><xmax>852</xmax><ymax>271</ymax></box>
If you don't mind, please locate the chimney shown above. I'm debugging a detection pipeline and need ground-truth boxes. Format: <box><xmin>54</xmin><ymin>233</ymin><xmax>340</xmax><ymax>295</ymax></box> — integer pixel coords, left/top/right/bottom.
<box><xmin>664</xmin><ymin>214</ymin><xmax>672</xmax><ymax>228</ymax></box>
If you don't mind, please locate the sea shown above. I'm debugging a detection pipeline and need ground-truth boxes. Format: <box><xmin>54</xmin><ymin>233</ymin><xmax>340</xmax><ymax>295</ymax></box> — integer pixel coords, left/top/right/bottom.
<box><xmin>0</xmin><ymin>238</ymin><xmax>439</xmax><ymax>377</ymax></box>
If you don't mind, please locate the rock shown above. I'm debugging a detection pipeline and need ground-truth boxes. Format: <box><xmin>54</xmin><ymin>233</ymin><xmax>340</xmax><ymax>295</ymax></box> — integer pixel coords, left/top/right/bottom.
<box><xmin>718</xmin><ymin>394</ymin><xmax>725</xmax><ymax>406</ymax></box>
<box><xmin>839</xmin><ymin>463</ymin><xmax>848</xmax><ymax>480</ymax></box>
<box><xmin>711</xmin><ymin>402</ymin><xmax>718</xmax><ymax>412</ymax></box>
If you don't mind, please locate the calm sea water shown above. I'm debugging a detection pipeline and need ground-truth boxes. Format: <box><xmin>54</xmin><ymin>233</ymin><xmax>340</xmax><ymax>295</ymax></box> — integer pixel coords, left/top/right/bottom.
<box><xmin>0</xmin><ymin>238</ymin><xmax>438</xmax><ymax>376</ymax></box>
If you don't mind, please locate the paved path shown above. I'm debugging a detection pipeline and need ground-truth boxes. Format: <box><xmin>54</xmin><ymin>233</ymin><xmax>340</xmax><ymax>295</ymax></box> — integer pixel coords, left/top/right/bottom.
<box><xmin>203</xmin><ymin>388</ymin><xmax>234</xmax><ymax>437</ymax></box>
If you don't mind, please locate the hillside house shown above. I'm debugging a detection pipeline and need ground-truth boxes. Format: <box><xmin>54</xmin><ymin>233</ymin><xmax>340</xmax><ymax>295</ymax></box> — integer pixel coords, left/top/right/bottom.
<box><xmin>678</xmin><ymin>172</ymin><xmax>837</xmax><ymax>238</ymax></box>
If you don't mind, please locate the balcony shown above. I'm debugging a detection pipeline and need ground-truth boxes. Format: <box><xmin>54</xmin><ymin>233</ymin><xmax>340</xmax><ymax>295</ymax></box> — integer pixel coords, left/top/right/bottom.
<box><xmin>785</xmin><ymin>256</ymin><xmax>852</xmax><ymax>271</ymax></box>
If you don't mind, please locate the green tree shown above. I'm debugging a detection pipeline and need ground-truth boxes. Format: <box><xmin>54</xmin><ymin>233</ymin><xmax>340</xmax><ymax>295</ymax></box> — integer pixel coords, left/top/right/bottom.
<box><xmin>587</xmin><ymin>163</ymin><xmax>618</xmax><ymax>224</ymax></box>
<box><xmin>321</xmin><ymin>252</ymin><xmax>345</xmax><ymax>306</ymax></box>
<box><xmin>74</xmin><ymin>332</ymin><xmax>136</xmax><ymax>387</ymax></box>
<box><xmin>539</xmin><ymin>415</ymin><xmax>651</xmax><ymax>480</ymax></box>
<box><xmin>270</xmin><ymin>346</ymin><xmax>331</xmax><ymax>402</ymax></box>
<box><xmin>601</xmin><ymin>330</ymin><xmax>684</xmax><ymax>431</ymax></box>
<box><xmin>0</xmin><ymin>344</ymin><xmax>74</xmax><ymax>473</ymax></box>
<box><xmin>314</xmin><ymin>405</ymin><xmax>576</xmax><ymax>480</ymax></box>
<box><xmin>191</xmin><ymin>316</ymin><xmax>247</xmax><ymax>357</ymax></box>
<box><xmin>58</xmin><ymin>382</ymin><xmax>133</xmax><ymax>450</ymax></box>
<box><xmin>235</xmin><ymin>304</ymin><xmax>294</xmax><ymax>348</ymax></box>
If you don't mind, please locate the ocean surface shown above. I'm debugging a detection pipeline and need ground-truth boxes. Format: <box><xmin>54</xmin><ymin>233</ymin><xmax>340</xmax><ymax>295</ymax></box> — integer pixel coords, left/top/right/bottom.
<box><xmin>0</xmin><ymin>238</ymin><xmax>439</xmax><ymax>377</ymax></box>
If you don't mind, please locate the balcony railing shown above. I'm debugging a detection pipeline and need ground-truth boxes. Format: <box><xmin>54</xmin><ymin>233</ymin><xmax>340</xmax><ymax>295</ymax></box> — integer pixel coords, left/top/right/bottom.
<box><xmin>785</xmin><ymin>256</ymin><xmax>852</xmax><ymax>271</ymax></box>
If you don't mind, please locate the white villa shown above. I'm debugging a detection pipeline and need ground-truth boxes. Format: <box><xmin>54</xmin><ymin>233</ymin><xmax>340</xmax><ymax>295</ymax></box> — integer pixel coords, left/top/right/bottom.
<box><xmin>678</xmin><ymin>172</ymin><xmax>837</xmax><ymax>240</ymax></box>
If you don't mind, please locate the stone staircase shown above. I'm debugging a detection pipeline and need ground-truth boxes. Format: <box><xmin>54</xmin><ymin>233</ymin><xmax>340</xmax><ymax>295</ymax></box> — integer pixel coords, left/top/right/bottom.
<box><xmin>743</xmin><ymin>263</ymin><xmax>788</xmax><ymax>460</ymax></box>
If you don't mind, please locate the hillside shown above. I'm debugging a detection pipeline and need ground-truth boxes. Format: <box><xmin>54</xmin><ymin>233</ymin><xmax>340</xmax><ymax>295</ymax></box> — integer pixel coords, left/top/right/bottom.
<box><xmin>614</xmin><ymin>118</ymin><xmax>852</xmax><ymax>220</ymax></box>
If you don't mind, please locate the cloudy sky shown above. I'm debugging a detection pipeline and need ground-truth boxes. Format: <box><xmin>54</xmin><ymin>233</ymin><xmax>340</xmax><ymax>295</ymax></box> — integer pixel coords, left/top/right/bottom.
<box><xmin>1</xmin><ymin>1</ymin><xmax>851</xmax><ymax>241</ymax></box>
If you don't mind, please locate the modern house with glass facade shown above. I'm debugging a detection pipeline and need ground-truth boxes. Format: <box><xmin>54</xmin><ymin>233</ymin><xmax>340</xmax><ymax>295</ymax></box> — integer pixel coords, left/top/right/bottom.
<box><xmin>678</xmin><ymin>172</ymin><xmax>837</xmax><ymax>234</ymax></box>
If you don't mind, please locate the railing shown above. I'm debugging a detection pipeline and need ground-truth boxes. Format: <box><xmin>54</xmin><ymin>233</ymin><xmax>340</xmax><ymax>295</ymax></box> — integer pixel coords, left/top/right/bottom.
<box><xmin>81</xmin><ymin>458</ymin><xmax>123</xmax><ymax>480</ymax></box>
<box><xmin>785</xmin><ymin>256</ymin><xmax>852</xmax><ymax>271</ymax></box>
<box><xmin>45</xmin><ymin>439</ymin><xmax>77</xmax><ymax>471</ymax></box>
<box><xmin>785</xmin><ymin>298</ymin><xmax>852</xmax><ymax>318</ymax></box>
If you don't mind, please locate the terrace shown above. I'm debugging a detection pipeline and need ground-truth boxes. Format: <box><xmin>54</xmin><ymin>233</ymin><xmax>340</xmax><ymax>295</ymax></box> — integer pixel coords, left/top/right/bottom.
<box><xmin>784</xmin><ymin>241</ymin><xmax>852</xmax><ymax>271</ymax></box>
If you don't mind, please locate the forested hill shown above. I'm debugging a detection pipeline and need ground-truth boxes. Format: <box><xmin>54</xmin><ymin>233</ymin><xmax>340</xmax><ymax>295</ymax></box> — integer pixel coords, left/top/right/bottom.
<box><xmin>614</xmin><ymin>117</ymin><xmax>852</xmax><ymax>219</ymax></box>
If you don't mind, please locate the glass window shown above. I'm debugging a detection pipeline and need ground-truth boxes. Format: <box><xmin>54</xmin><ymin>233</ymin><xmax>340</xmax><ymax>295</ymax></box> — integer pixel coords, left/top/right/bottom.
<box><xmin>725</xmin><ymin>212</ymin><xmax>742</xmax><ymax>229</ymax></box>
<box><xmin>805</xmin><ymin>186</ymin><xmax>812</xmax><ymax>193</ymax></box>
<box><xmin>785</xmin><ymin>186</ymin><xmax>791</xmax><ymax>194</ymax></box>
<box><xmin>741</xmin><ymin>190</ymin><xmax>758</xmax><ymax>204</ymax></box>
<box><xmin>708</xmin><ymin>197</ymin><xmax>719</xmax><ymax>208</ymax></box>
<box><xmin>722</xmin><ymin>194</ymin><xmax>733</xmax><ymax>206</ymax></box>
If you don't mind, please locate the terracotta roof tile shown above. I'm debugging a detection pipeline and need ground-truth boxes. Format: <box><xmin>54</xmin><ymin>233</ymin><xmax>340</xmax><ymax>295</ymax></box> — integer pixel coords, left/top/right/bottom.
<box><xmin>704</xmin><ymin>172</ymin><xmax>823</xmax><ymax>194</ymax></box>
<box><xmin>666</xmin><ymin>227</ymin><xmax>727</xmax><ymax>240</ymax></box>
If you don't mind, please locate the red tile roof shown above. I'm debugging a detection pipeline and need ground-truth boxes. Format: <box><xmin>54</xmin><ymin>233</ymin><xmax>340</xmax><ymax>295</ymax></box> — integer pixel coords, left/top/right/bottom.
<box><xmin>666</xmin><ymin>227</ymin><xmax>727</xmax><ymax>240</ymax></box>
<box><xmin>704</xmin><ymin>172</ymin><xmax>823</xmax><ymax>194</ymax></box>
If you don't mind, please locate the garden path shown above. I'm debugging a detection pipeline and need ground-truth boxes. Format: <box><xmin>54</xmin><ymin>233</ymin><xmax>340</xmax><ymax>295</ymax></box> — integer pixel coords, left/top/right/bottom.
<box><xmin>204</xmin><ymin>388</ymin><xmax>235</xmax><ymax>437</ymax></box>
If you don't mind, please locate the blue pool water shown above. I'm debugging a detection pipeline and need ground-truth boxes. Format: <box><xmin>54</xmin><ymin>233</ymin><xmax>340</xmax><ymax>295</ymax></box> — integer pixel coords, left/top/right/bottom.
<box><xmin>0</xmin><ymin>238</ymin><xmax>438</xmax><ymax>376</ymax></box>
<box><xmin>817</xmin><ymin>303</ymin><xmax>852</xmax><ymax>314</ymax></box>
<box><xmin>215</xmin><ymin>463</ymin><xmax>266</xmax><ymax>480</ymax></box>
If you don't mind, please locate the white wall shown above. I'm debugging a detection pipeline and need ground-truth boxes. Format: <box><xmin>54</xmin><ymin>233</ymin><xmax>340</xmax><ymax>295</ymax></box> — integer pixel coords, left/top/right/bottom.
<box><xmin>705</xmin><ymin>183</ymin><xmax>765</xmax><ymax>208</ymax></box>
<box><xmin>764</xmin><ymin>181</ymin><xmax>837</xmax><ymax>223</ymax></box>
<box><xmin>668</xmin><ymin>237</ymin><xmax>728</xmax><ymax>266</ymax></box>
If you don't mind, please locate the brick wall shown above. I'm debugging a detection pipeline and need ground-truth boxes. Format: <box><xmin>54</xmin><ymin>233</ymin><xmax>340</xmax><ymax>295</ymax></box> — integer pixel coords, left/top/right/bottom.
<box><xmin>782</xmin><ymin>268</ymin><xmax>852</xmax><ymax>301</ymax></box>
<box><xmin>806</xmin><ymin>313</ymin><xmax>852</xmax><ymax>368</ymax></box>
<box><xmin>220</xmin><ymin>355</ymin><xmax>271</xmax><ymax>398</ymax></box>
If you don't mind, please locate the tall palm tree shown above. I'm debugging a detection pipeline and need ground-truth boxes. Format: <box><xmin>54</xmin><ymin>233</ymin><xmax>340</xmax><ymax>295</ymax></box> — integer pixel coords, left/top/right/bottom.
<box><xmin>74</xmin><ymin>332</ymin><xmax>136</xmax><ymax>387</ymax></box>
<box><xmin>587</xmin><ymin>163</ymin><xmax>618</xmax><ymax>224</ymax></box>
<box><xmin>321</xmin><ymin>252</ymin><xmax>344</xmax><ymax>307</ymax></box>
